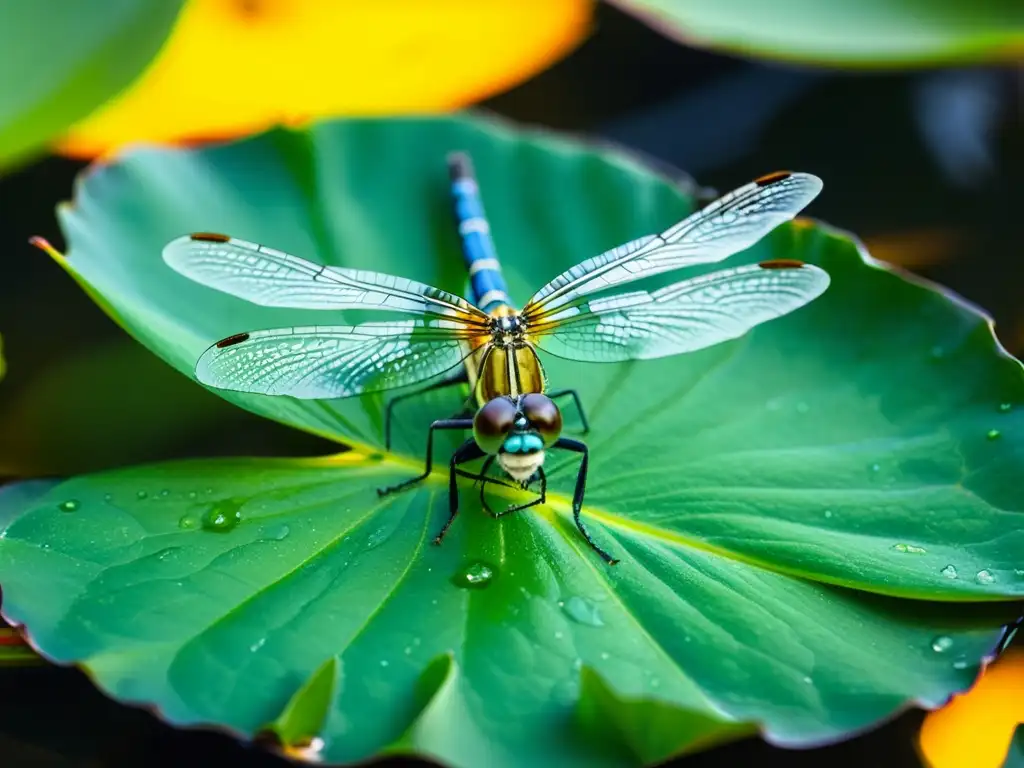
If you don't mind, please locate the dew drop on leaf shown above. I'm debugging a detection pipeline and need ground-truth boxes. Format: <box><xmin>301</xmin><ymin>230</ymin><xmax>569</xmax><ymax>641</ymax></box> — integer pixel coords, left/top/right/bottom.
<box><xmin>562</xmin><ymin>596</ymin><xmax>604</xmax><ymax>627</ymax></box>
<box><xmin>998</xmin><ymin>403</ymin><xmax>1012</xmax><ymax>413</ymax></box>
<box><xmin>379</xmin><ymin>660</ymin><xmax>389</xmax><ymax>668</ymax></box>
<box><xmin>178</xmin><ymin>513</ymin><xmax>199</xmax><ymax>530</ymax></box>
<box><xmin>160</xmin><ymin>489</ymin><xmax>170</xmax><ymax>497</ymax></box>
<box><xmin>892</xmin><ymin>543</ymin><xmax>926</xmax><ymax>554</ymax></box>
<box><xmin>451</xmin><ymin>561</ymin><xmax>494</xmax><ymax>589</ymax></box>
<box><xmin>930</xmin><ymin>635</ymin><xmax>954</xmax><ymax>653</ymax></box>
<box><xmin>136</xmin><ymin>490</ymin><xmax>148</xmax><ymax>499</ymax></box>
<box><xmin>57</xmin><ymin>499</ymin><xmax>80</xmax><ymax>513</ymax></box>
<box><xmin>201</xmin><ymin>500</ymin><xmax>243</xmax><ymax>533</ymax></box>
<box><xmin>940</xmin><ymin>564</ymin><xmax>958</xmax><ymax>579</ymax></box>
<box><xmin>987</xmin><ymin>429</ymin><xmax>1001</xmax><ymax>440</ymax></box>
<box><xmin>156</xmin><ymin>547</ymin><xmax>180</xmax><ymax>562</ymax></box>
<box><xmin>365</xmin><ymin>527</ymin><xmax>388</xmax><ymax>549</ymax></box>
<box><xmin>600</xmin><ymin>652</ymin><xmax>610</xmax><ymax>660</ymax></box>
<box><xmin>975</xmin><ymin>569</ymin><xmax>996</xmax><ymax>584</ymax></box>
<box><xmin>823</xmin><ymin>509</ymin><xmax>833</xmax><ymax>519</ymax></box>
<box><xmin>269</xmin><ymin>524</ymin><xmax>290</xmax><ymax>541</ymax></box>
<box><xmin>952</xmin><ymin>658</ymin><xmax>970</xmax><ymax>670</ymax></box>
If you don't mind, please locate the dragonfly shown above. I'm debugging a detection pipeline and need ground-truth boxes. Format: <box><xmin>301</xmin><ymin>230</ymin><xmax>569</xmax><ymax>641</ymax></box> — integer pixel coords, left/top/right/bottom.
<box><xmin>162</xmin><ymin>153</ymin><xmax>830</xmax><ymax>564</ymax></box>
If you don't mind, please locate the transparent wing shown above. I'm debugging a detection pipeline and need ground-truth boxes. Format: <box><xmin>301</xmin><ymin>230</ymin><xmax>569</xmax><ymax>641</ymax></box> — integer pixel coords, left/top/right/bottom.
<box><xmin>195</xmin><ymin>320</ymin><xmax>485</xmax><ymax>399</ymax></box>
<box><xmin>164</xmin><ymin>234</ymin><xmax>490</xmax><ymax>326</ymax></box>
<box><xmin>529</xmin><ymin>260</ymin><xmax>829</xmax><ymax>362</ymax></box>
<box><xmin>523</xmin><ymin>172</ymin><xmax>822</xmax><ymax>320</ymax></box>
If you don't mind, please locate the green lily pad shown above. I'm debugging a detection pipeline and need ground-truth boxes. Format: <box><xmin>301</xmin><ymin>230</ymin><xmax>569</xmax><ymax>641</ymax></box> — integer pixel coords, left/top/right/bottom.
<box><xmin>2</xmin><ymin>115</ymin><xmax>1023</xmax><ymax>766</ymax></box>
<box><xmin>612</xmin><ymin>0</ymin><xmax>1024</xmax><ymax>67</ymax></box>
<box><xmin>0</xmin><ymin>1</ymin><xmax>183</xmax><ymax>168</ymax></box>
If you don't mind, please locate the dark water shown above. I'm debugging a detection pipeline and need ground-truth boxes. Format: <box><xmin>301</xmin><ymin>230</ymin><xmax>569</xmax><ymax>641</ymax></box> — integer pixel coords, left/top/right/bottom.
<box><xmin>0</xmin><ymin>4</ymin><xmax>1020</xmax><ymax>766</ymax></box>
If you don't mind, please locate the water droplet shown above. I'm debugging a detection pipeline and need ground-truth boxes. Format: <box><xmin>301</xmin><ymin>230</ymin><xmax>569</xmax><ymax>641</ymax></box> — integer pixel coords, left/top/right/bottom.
<box><xmin>250</xmin><ymin>637</ymin><xmax>266</xmax><ymax>652</ymax></box>
<box><xmin>870</xmin><ymin>463</ymin><xmax>881</xmax><ymax>473</ymax></box>
<box><xmin>412</xmin><ymin>637</ymin><xmax>421</xmax><ymax>646</ymax></box>
<box><xmin>823</xmin><ymin>509</ymin><xmax>833</xmax><ymax>519</ymax></box>
<box><xmin>187</xmin><ymin>491</ymin><xmax>197</xmax><ymax>499</ymax></box>
<box><xmin>136</xmin><ymin>490</ymin><xmax>148</xmax><ymax>500</ymax></box>
<box><xmin>451</xmin><ymin>561</ymin><xmax>494</xmax><ymax>589</ymax></box>
<box><xmin>365</xmin><ymin>527</ymin><xmax>388</xmax><ymax>549</ymax></box>
<box><xmin>802</xmin><ymin>675</ymin><xmax>812</xmax><ymax>685</ymax></box>
<box><xmin>178</xmin><ymin>513</ymin><xmax>199</xmax><ymax>529</ymax></box>
<box><xmin>268</xmin><ymin>524</ymin><xmax>290</xmax><ymax>541</ymax></box>
<box><xmin>892</xmin><ymin>543</ymin><xmax>927</xmax><ymax>554</ymax></box>
<box><xmin>160</xmin><ymin>489</ymin><xmax>170</xmax><ymax>497</ymax></box>
<box><xmin>600</xmin><ymin>652</ymin><xmax>610</xmax><ymax>660</ymax></box>
<box><xmin>201</xmin><ymin>499</ymin><xmax>243</xmax><ymax>533</ymax></box>
<box><xmin>554</xmin><ymin>631</ymin><xmax>564</xmax><ymax>640</ymax></box>
<box><xmin>379</xmin><ymin>660</ymin><xmax>389</xmax><ymax>668</ymax></box>
<box><xmin>562</xmin><ymin>596</ymin><xmax>604</xmax><ymax>627</ymax></box>
<box><xmin>57</xmin><ymin>499</ymin><xmax>80</xmax><ymax>513</ymax></box>
<box><xmin>941</xmin><ymin>565</ymin><xmax>958</xmax><ymax>580</ymax></box>
<box><xmin>403</xmin><ymin>646</ymin><xmax>412</xmax><ymax>656</ymax></box>
<box><xmin>103</xmin><ymin>493</ymin><xmax>113</xmax><ymax>502</ymax></box>
<box><xmin>976</xmin><ymin>569</ymin><xmax>996</xmax><ymax>584</ymax></box>
<box><xmin>998</xmin><ymin>403</ymin><xmax>1012</xmax><ymax>413</ymax></box>
<box><xmin>952</xmin><ymin>658</ymin><xmax>970</xmax><ymax>670</ymax></box>
<box><xmin>1014</xmin><ymin>569</ymin><xmax>1024</xmax><ymax>577</ymax></box>
<box><xmin>931</xmin><ymin>635</ymin><xmax>954</xmax><ymax>653</ymax></box>
<box><xmin>986</xmin><ymin>429</ymin><xmax>1001</xmax><ymax>441</ymax></box>
<box><xmin>156</xmin><ymin>547</ymin><xmax>180</xmax><ymax>562</ymax></box>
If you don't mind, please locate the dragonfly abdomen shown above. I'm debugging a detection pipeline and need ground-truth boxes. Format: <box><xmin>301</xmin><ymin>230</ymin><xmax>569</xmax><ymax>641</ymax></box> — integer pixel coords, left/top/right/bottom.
<box><xmin>448</xmin><ymin>152</ymin><xmax>511</xmax><ymax>313</ymax></box>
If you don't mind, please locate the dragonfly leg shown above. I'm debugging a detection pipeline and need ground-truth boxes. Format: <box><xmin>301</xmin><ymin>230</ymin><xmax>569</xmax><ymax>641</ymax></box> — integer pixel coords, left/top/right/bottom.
<box><xmin>554</xmin><ymin>438</ymin><xmax>618</xmax><ymax>565</ymax></box>
<box><xmin>434</xmin><ymin>439</ymin><xmax>487</xmax><ymax>545</ymax></box>
<box><xmin>546</xmin><ymin>389</ymin><xmax>590</xmax><ymax>435</ymax></box>
<box><xmin>384</xmin><ymin>370</ymin><xmax>469</xmax><ymax>451</ymax></box>
<box><xmin>377</xmin><ymin>418</ymin><xmax>473</xmax><ymax>496</ymax></box>
<box><xmin>499</xmin><ymin>466</ymin><xmax>547</xmax><ymax>517</ymax></box>
<box><xmin>455</xmin><ymin>457</ymin><xmax>528</xmax><ymax>518</ymax></box>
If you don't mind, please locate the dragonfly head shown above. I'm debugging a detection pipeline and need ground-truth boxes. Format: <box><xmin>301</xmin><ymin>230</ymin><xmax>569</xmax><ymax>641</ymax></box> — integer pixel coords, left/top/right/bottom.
<box><xmin>473</xmin><ymin>394</ymin><xmax>563</xmax><ymax>482</ymax></box>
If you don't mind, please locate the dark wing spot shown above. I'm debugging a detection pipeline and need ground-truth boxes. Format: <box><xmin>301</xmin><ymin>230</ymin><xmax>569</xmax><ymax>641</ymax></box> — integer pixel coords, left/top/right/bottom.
<box><xmin>755</xmin><ymin>171</ymin><xmax>792</xmax><ymax>187</ymax></box>
<box><xmin>759</xmin><ymin>259</ymin><xmax>806</xmax><ymax>270</ymax></box>
<box><xmin>190</xmin><ymin>232</ymin><xmax>230</xmax><ymax>243</ymax></box>
<box><xmin>216</xmin><ymin>332</ymin><xmax>251</xmax><ymax>348</ymax></box>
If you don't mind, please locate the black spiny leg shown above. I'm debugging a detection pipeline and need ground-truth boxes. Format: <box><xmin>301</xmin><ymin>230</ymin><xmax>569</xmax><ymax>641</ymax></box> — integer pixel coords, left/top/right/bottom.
<box><xmin>384</xmin><ymin>370</ymin><xmax>469</xmax><ymax>451</ymax></box>
<box><xmin>377</xmin><ymin>418</ymin><xmax>473</xmax><ymax>496</ymax></box>
<box><xmin>433</xmin><ymin>439</ymin><xmax>487</xmax><ymax>545</ymax></box>
<box><xmin>547</xmin><ymin>389</ymin><xmax>590</xmax><ymax>434</ymax></box>
<box><xmin>554</xmin><ymin>438</ymin><xmax>618</xmax><ymax>565</ymax></box>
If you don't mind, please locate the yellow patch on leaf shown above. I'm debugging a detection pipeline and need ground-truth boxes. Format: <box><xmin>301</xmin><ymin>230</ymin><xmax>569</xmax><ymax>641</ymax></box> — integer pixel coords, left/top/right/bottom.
<box><xmin>919</xmin><ymin>648</ymin><xmax>1024</xmax><ymax>768</ymax></box>
<box><xmin>56</xmin><ymin>0</ymin><xmax>592</xmax><ymax>157</ymax></box>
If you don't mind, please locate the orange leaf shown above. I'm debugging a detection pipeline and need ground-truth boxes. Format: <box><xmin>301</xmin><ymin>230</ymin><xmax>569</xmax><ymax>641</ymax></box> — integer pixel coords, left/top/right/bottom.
<box><xmin>919</xmin><ymin>648</ymin><xmax>1024</xmax><ymax>768</ymax></box>
<box><xmin>56</xmin><ymin>0</ymin><xmax>592</xmax><ymax>158</ymax></box>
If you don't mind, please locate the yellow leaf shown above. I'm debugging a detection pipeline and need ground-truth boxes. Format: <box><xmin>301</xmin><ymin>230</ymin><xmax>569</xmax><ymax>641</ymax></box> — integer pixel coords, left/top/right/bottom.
<box><xmin>56</xmin><ymin>0</ymin><xmax>592</xmax><ymax>157</ymax></box>
<box><xmin>919</xmin><ymin>648</ymin><xmax>1024</xmax><ymax>768</ymax></box>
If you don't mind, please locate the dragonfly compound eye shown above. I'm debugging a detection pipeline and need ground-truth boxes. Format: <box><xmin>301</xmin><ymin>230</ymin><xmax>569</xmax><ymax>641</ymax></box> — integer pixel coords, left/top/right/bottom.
<box><xmin>520</xmin><ymin>393</ymin><xmax>562</xmax><ymax>447</ymax></box>
<box><xmin>473</xmin><ymin>397</ymin><xmax>518</xmax><ymax>454</ymax></box>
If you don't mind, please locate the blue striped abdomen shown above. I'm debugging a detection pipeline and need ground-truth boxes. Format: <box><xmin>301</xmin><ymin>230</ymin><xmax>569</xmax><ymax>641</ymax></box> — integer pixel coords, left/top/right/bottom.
<box><xmin>448</xmin><ymin>153</ymin><xmax>511</xmax><ymax>312</ymax></box>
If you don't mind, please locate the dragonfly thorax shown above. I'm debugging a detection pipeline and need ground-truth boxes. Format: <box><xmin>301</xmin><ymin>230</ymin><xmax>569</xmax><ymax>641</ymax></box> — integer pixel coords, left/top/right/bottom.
<box><xmin>490</xmin><ymin>313</ymin><xmax>527</xmax><ymax>344</ymax></box>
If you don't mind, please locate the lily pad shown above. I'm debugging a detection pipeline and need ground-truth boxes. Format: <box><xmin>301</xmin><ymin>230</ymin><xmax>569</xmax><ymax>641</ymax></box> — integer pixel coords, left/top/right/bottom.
<box><xmin>1</xmin><ymin>115</ymin><xmax>1023</xmax><ymax>767</ymax></box>
<box><xmin>0</xmin><ymin>1</ymin><xmax>183</xmax><ymax>168</ymax></box>
<box><xmin>612</xmin><ymin>0</ymin><xmax>1024</xmax><ymax>67</ymax></box>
